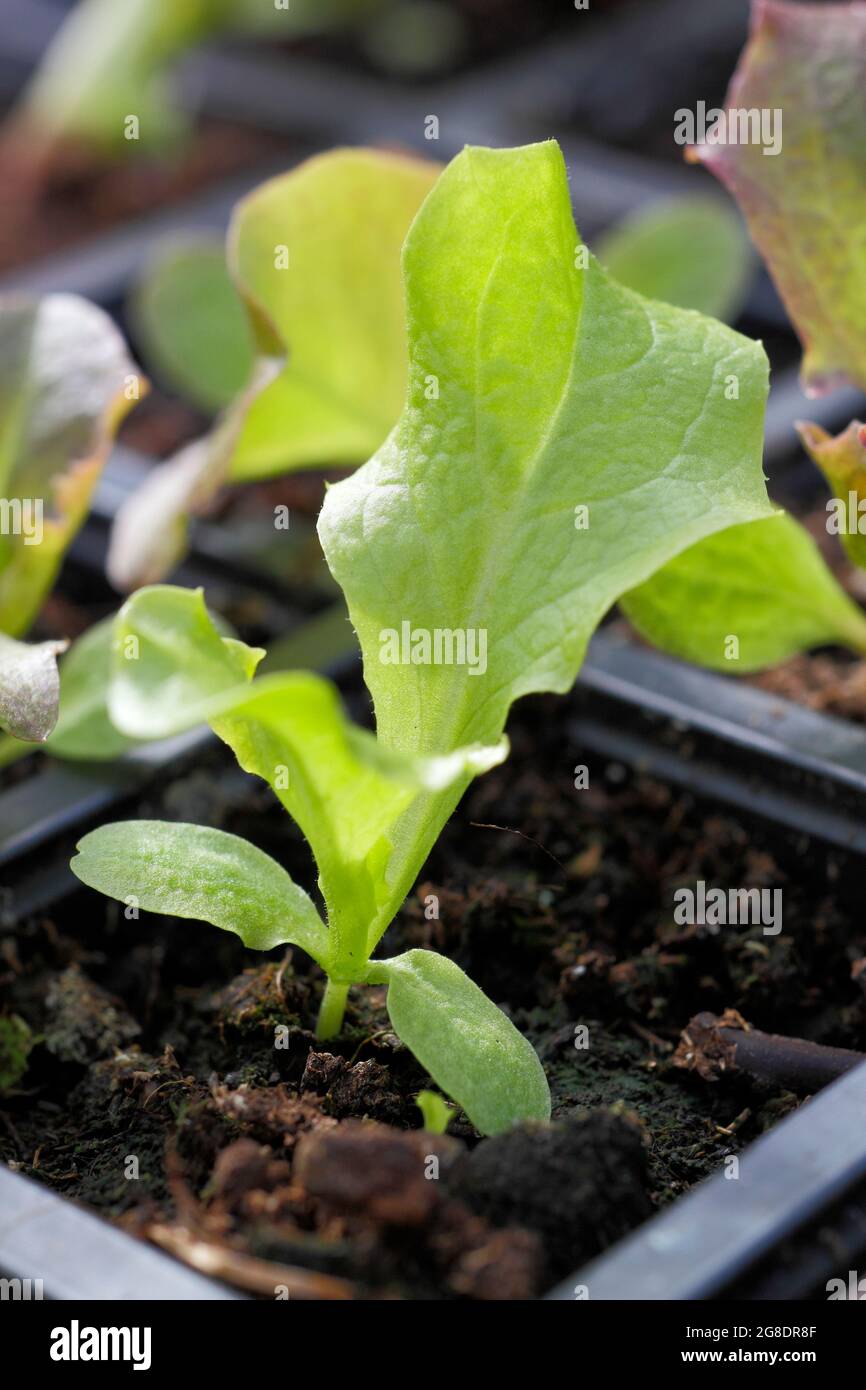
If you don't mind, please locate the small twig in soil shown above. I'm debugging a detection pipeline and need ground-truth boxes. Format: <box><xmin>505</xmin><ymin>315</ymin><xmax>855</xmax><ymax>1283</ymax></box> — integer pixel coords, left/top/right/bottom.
<box><xmin>714</xmin><ymin>1107</ymin><xmax>752</xmax><ymax>1137</ymax></box>
<box><xmin>148</xmin><ymin>1223</ymin><xmax>355</xmax><ymax>1300</ymax></box>
<box><xmin>674</xmin><ymin>1009</ymin><xmax>866</xmax><ymax>1094</ymax></box>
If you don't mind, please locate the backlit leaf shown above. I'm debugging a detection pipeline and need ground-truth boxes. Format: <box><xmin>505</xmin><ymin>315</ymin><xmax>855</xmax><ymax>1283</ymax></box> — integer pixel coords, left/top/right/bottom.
<box><xmin>798</xmin><ymin>419</ymin><xmax>866</xmax><ymax>572</ymax></box>
<box><xmin>72</xmin><ymin>820</ymin><xmax>329</xmax><ymax>964</ymax></box>
<box><xmin>691</xmin><ymin>0</ymin><xmax>866</xmax><ymax>395</ymax></box>
<box><xmin>319</xmin><ymin>140</ymin><xmax>773</xmax><ymax>928</ymax></box>
<box><xmin>370</xmin><ymin>950</ymin><xmax>551</xmax><ymax>1136</ymax></box>
<box><xmin>621</xmin><ymin>512</ymin><xmax>866</xmax><ymax>670</ymax></box>
<box><xmin>108</xmin><ymin>148</ymin><xmax>439</xmax><ymax>589</ymax></box>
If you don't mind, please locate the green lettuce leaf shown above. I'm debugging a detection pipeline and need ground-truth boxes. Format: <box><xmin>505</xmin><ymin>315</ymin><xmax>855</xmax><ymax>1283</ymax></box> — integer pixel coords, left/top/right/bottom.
<box><xmin>691</xmin><ymin>0</ymin><xmax>866</xmax><ymax>395</ymax></box>
<box><xmin>318</xmin><ymin>139</ymin><xmax>772</xmax><ymax>926</ymax></box>
<box><xmin>130</xmin><ymin>240</ymin><xmax>254</xmax><ymax>412</ymax></box>
<box><xmin>369</xmin><ymin>950</ymin><xmax>551</xmax><ymax>1135</ymax></box>
<box><xmin>46</xmin><ymin>618</ymin><xmax>138</xmax><ymax>760</ymax></box>
<box><xmin>108</xmin><ymin>586</ymin><xmax>505</xmax><ymax>976</ymax></box>
<box><xmin>621</xmin><ymin>512</ymin><xmax>866</xmax><ymax>671</ymax></box>
<box><xmin>109</xmin><ymin>148</ymin><xmax>440</xmax><ymax>590</ymax></box>
<box><xmin>72</xmin><ymin>820</ymin><xmax>329</xmax><ymax>964</ymax></box>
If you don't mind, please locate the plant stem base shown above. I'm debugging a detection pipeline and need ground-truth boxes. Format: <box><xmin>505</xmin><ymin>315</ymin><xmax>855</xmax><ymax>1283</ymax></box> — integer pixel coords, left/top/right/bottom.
<box><xmin>315</xmin><ymin>979</ymin><xmax>349</xmax><ymax>1039</ymax></box>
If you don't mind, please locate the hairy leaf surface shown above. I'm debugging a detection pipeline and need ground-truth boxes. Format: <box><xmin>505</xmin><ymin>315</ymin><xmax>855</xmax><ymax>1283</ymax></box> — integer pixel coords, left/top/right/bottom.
<box><xmin>320</xmin><ymin>141</ymin><xmax>771</xmax><ymax>754</ymax></box>
<box><xmin>370</xmin><ymin>950</ymin><xmax>551</xmax><ymax>1135</ymax></box>
<box><xmin>72</xmin><ymin>820</ymin><xmax>329</xmax><ymax>963</ymax></box>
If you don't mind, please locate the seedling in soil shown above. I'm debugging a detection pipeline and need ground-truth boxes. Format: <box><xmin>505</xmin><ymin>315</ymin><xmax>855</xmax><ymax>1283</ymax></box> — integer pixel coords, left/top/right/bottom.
<box><xmin>416</xmin><ymin>1091</ymin><xmax>455</xmax><ymax>1134</ymax></box>
<box><xmin>71</xmin><ymin>139</ymin><xmax>772</xmax><ymax>1134</ymax></box>
<box><xmin>110</xmin><ymin>147</ymin><xmax>440</xmax><ymax>589</ymax></box>
<box><xmin>114</xmin><ymin>158</ymin><xmax>751</xmax><ymax>589</ymax></box>
<box><xmin>0</xmin><ymin>295</ymin><xmax>140</xmax><ymax>748</ymax></box>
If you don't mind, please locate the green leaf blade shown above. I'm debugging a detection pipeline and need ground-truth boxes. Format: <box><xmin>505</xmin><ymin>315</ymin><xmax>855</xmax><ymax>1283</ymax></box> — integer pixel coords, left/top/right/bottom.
<box><xmin>373</xmin><ymin>949</ymin><xmax>550</xmax><ymax>1137</ymax></box>
<box><xmin>621</xmin><ymin>512</ymin><xmax>866</xmax><ymax>671</ymax></box>
<box><xmin>108</xmin><ymin>148</ymin><xmax>440</xmax><ymax>590</ymax></box>
<box><xmin>130</xmin><ymin>239</ymin><xmax>254</xmax><ymax>411</ymax></box>
<box><xmin>319</xmin><ymin>140</ymin><xmax>773</xmax><ymax>760</ymax></box>
<box><xmin>105</xmin><ymin>584</ymin><xmax>505</xmax><ymax>974</ymax></box>
<box><xmin>71</xmin><ymin>820</ymin><xmax>329</xmax><ymax>964</ymax></box>
<box><xmin>109</xmin><ymin>585</ymin><xmax>264</xmax><ymax>740</ymax></box>
<box><xmin>228</xmin><ymin>147</ymin><xmax>441</xmax><ymax>480</ymax></box>
<box><xmin>799</xmin><ymin>420</ymin><xmax>866</xmax><ymax>573</ymax></box>
<box><xmin>46</xmin><ymin>618</ymin><xmax>137</xmax><ymax>760</ymax></box>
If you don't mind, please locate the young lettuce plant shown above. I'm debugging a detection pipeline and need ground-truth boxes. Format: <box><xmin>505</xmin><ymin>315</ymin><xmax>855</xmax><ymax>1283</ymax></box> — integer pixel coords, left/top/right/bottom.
<box><xmin>112</xmin><ymin>160</ymin><xmax>747</xmax><ymax>593</ymax></box>
<box><xmin>109</xmin><ymin>147</ymin><xmax>439</xmax><ymax>590</ymax></box>
<box><xmin>0</xmin><ymin>294</ymin><xmax>141</xmax><ymax>749</ymax></box>
<box><xmin>72</xmin><ymin>139</ymin><xmax>773</xmax><ymax>1134</ymax></box>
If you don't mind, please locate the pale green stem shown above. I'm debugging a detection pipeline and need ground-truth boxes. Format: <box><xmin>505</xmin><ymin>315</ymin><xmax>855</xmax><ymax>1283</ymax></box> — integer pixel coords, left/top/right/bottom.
<box><xmin>315</xmin><ymin>979</ymin><xmax>350</xmax><ymax>1040</ymax></box>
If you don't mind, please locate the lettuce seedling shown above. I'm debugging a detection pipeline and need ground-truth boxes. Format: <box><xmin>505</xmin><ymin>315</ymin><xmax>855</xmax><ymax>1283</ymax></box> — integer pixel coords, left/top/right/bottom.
<box><xmin>0</xmin><ymin>294</ymin><xmax>141</xmax><ymax>745</ymax></box>
<box><xmin>115</xmin><ymin>160</ymin><xmax>754</xmax><ymax>595</ymax></box>
<box><xmin>71</xmin><ymin>139</ymin><xmax>772</xmax><ymax>1134</ymax></box>
<box><xmin>110</xmin><ymin>147</ymin><xmax>439</xmax><ymax>590</ymax></box>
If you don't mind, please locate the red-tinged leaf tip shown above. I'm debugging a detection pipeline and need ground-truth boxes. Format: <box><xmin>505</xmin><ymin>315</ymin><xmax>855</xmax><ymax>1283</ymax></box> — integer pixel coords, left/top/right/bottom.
<box><xmin>690</xmin><ymin>0</ymin><xmax>866</xmax><ymax>395</ymax></box>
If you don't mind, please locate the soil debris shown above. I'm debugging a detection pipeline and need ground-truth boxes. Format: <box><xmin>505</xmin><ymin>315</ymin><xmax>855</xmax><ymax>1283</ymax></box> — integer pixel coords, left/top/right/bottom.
<box><xmin>301</xmin><ymin>1051</ymin><xmax>407</xmax><ymax>1124</ymax></box>
<box><xmin>44</xmin><ymin>965</ymin><xmax>140</xmax><ymax>1064</ymax></box>
<box><xmin>447</xmin><ymin>1109</ymin><xmax>651</xmax><ymax>1283</ymax></box>
<box><xmin>294</xmin><ymin>1121</ymin><xmax>460</xmax><ymax>1226</ymax></box>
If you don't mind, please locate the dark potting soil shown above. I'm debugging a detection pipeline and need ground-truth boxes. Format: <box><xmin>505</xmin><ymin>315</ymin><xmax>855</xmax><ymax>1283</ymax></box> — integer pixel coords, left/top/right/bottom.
<box><xmin>2</xmin><ymin>690</ymin><xmax>865</xmax><ymax>1299</ymax></box>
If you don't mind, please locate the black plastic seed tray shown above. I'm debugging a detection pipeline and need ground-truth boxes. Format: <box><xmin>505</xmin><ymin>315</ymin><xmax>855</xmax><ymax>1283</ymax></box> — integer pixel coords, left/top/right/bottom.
<box><xmin>3</xmin><ymin>0</ymin><xmax>866</xmax><ymax>1303</ymax></box>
